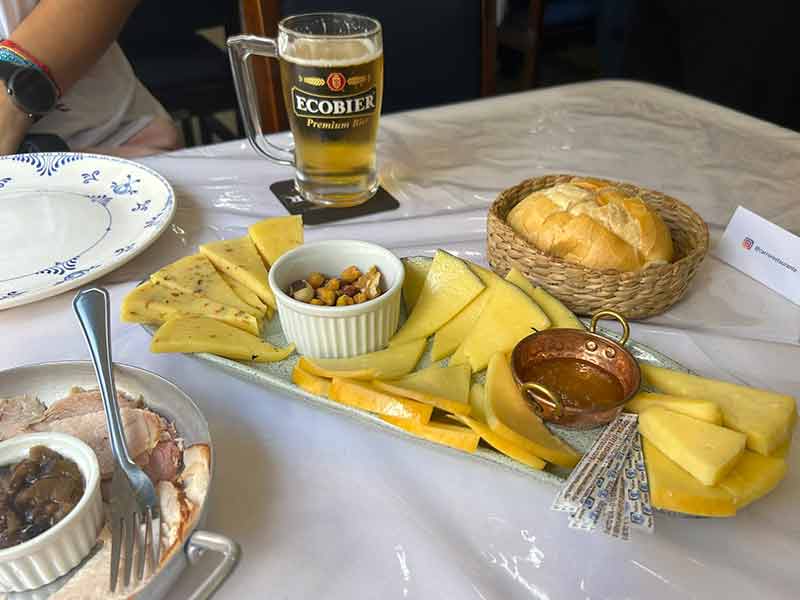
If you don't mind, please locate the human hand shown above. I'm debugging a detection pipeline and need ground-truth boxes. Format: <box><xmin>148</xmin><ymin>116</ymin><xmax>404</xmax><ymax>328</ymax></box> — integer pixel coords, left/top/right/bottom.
<box><xmin>0</xmin><ymin>89</ymin><xmax>32</xmax><ymax>155</ymax></box>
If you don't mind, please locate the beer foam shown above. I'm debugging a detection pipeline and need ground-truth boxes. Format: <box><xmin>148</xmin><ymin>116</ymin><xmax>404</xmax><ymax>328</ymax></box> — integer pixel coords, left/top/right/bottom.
<box><xmin>282</xmin><ymin>38</ymin><xmax>381</xmax><ymax>67</ymax></box>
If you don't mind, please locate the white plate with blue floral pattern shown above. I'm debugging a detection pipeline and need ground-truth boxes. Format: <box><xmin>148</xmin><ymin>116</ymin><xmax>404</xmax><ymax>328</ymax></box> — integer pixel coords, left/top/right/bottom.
<box><xmin>0</xmin><ymin>153</ymin><xmax>175</xmax><ymax>310</ymax></box>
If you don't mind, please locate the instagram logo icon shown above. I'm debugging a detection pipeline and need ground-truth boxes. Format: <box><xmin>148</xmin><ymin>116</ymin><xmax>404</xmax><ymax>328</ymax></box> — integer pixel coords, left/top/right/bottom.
<box><xmin>742</xmin><ymin>237</ymin><xmax>754</xmax><ymax>250</ymax></box>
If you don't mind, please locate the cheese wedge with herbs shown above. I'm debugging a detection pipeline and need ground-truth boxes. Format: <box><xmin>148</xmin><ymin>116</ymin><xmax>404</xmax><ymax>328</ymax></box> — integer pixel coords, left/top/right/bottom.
<box><xmin>248</xmin><ymin>215</ymin><xmax>303</xmax><ymax>267</ymax></box>
<box><xmin>390</xmin><ymin>250</ymin><xmax>484</xmax><ymax>345</ymax></box>
<box><xmin>430</xmin><ymin>291</ymin><xmax>489</xmax><ymax>361</ymax></box>
<box><xmin>150</xmin><ymin>316</ymin><xmax>294</xmax><ymax>362</ymax></box>
<box><xmin>220</xmin><ymin>271</ymin><xmax>267</xmax><ymax>315</ymax></box>
<box><xmin>718</xmin><ymin>450</ymin><xmax>787</xmax><ymax>509</ymax></box>
<box><xmin>401</xmin><ymin>258</ymin><xmax>431</xmax><ymax>312</ymax></box>
<box><xmin>626</xmin><ymin>392</ymin><xmax>722</xmax><ymax>425</ymax></box>
<box><xmin>373</xmin><ymin>364</ymin><xmax>472</xmax><ymax>415</ymax></box>
<box><xmin>199</xmin><ymin>236</ymin><xmax>275</xmax><ymax>307</ymax></box>
<box><xmin>643</xmin><ymin>439</ymin><xmax>736</xmax><ymax>517</ymax></box>
<box><xmin>382</xmin><ymin>416</ymin><xmax>480</xmax><ymax>452</ymax></box>
<box><xmin>329</xmin><ymin>378</ymin><xmax>433</xmax><ymax>423</ymax></box>
<box><xmin>638</xmin><ymin>407</ymin><xmax>746</xmax><ymax>486</ymax></box>
<box><xmin>641</xmin><ymin>364</ymin><xmax>796</xmax><ymax>455</ymax></box>
<box><xmin>451</xmin><ymin>274</ymin><xmax>551</xmax><ymax>372</ymax></box>
<box><xmin>299</xmin><ymin>338</ymin><xmax>427</xmax><ymax>381</ymax></box>
<box><xmin>484</xmin><ymin>352</ymin><xmax>580</xmax><ymax>468</ymax></box>
<box><xmin>122</xmin><ymin>281</ymin><xmax>261</xmax><ymax>335</ymax></box>
<box><xmin>291</xmin><ymin>364</ymin><xmax>331</xmax><ymax>397</ymax></box>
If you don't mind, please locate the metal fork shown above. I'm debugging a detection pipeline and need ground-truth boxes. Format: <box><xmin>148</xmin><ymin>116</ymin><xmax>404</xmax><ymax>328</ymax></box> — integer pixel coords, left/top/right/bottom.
<box><xmin>73</xmin><ymin>287</ymin><xmax>161</xmax><ymax>592</ymax></box>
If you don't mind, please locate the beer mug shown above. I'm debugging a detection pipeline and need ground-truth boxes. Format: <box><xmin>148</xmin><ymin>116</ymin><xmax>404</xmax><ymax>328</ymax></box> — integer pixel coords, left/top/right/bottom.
<box><xmin>228</xmin><ymin>13</ymin><xmax>383</xmax><ymax>207</ymax></box>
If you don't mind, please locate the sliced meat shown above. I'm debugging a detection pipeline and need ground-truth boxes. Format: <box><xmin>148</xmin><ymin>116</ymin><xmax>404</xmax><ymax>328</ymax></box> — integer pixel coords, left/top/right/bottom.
<box><xmin>179</xmin><ymin>444</ymin><xmax>211</xmax><ymax>506</ymax></box>
<box><xmin>38</xmin><ymin>388</ymin><xmax>142</xmax><ymax>424</ymax></box>
<box><xmin>157</xmin><ymin>480</ymin><xmax>187</xmax><ymax>558</ymax></box>
<box><xmin>141</xmin><ymin>440</ymin><xmax>183</xmax><ymax>484</ymax></box>
<box><xmin>27</xmin><ymin>409</ymin><xmax>164</xmax><ymax>478</ymax></box>
<box><xmin>0</xmin><ymin>395</ymin><xmax>46</xmax><ymax>440</ymax></box>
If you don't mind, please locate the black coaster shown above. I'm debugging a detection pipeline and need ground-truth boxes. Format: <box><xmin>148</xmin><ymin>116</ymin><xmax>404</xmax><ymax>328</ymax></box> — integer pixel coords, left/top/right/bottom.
<box><xmin>270</xmin><ymin>179</ymin><xmax>399</xmax><ymax>225</ymax></box>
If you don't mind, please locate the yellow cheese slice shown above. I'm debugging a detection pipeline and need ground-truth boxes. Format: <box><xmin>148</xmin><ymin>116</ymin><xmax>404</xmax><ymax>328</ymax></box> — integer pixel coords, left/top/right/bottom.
<box><xmin>199</xmin><ymin>236</ymin><xmax>275</xmax><ymax>307</ymax></box>
<box><xmin>122</xmin><ymin>281</ymin><xmax>261</xmax><ymax>335</ymax></box>
<box><xmin>642</xmin><ymin>439</ymin><xmax>736</xmax><ymax>517</ymax></box>
<box><xmin>220</xmin><ymin>271</ymin><xmax>267</xmax><ymax>315</ymax></box>
<box><xmin>150</xmin><ymin>316</ymin><xmax>294</xmax><ymax>362</ymax></box>
<box><xmin>430</xmin><ymin>291</ymin><xmax>489</xmax><ymax>361</ymax></box>
<box><xmin>381</xmin><ymin>416</ymin><xmax>480</xmax><ymax>452</ymax></box>
<box><xmin>390</xmin><ymin>250</ymin><xmax>484</xmax><ymax>345</ymax></box>
<box><xmin>291</xmin><ymin>364</ymin><xmax>330</xmax><ymax>397</ymax></box>
<box><xmin>468</xmin><ymin>383</ymin><xmax>487</xmax><ymax>423</ymax></box>
<box><xmin>248</xmin><ymin>215</ymin><xmax>303</xmax><ymax>267</ymax></box>
<box><xmin>151</xmin><ymin>254</ymin><xmax>263</xmax><ymax>318</ymax></box>
<box><xmin>329</xmin><ymin>378</ymin><xmax>433</xmax><ymax>423</ymax></box>
<box><xmin>641</xmin><ymin>364</ymin><xmax>796</xmax><ymax>455</ymax></box>
<box><xmin>372</xmin><ymin>363</ymin><xmax>472</xmax><ymax>416</ymax></box>
<box><xmin>718</xmin><ymin>450</ymin><xmax>787</xmax><ymax>509</ymax></box>
<box><xmin>453</xmin><ymin>414</ymin><xmax>546</xmax><ymax>470</ymax></box>
<box><xmin>450</xmin><ymin>272</ymin><xmax>551</xmax><ymax>373</ymax></box>
<box><xmin>299</xmin><ymin>338</ymin><xmax>427</xmax><ymax>381</ymax></box>
<box><xmin>771</xmin><ymin>440</ymin><xmax>791</xmax><ymax>459</ymax></box>
<box><xmin>401</xmin><ymin>258</ymin><xmax>431</xmax><ymax>312</ymax></box>
<box><xmin>626</xmin><ymin>392</ymin><xmax>722</xmax><ymax>425</ymax></box>
<box><xmin>484</xmin><ymin>352</ymin><xmax>580</xmax><ymax>468</ymax></box>
<box><xmin>638</xmin><ymin>407</ymin><xmax>746</xmax><ymax>486</ymax></box>
<box><xmin>528</xmin><ymin>284</ymin><xmax>584</xmax><ymax>330</ymax></box>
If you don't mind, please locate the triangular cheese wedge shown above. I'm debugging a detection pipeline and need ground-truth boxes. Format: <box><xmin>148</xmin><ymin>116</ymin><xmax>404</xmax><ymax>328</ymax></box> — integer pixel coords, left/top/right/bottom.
<box><xmin>151</xmin><ymin>254</ymin><xmax>263</xmax><ymax>318</ymax></box>
<box><xmin>291</xmin><ymin>364</ymin><xmax>330</xmax><ymax>397</ymax></box>
<box><xmin>718</xmin><ymin>450</ymin><xmax>787</xmax><ymax>509</ymax></box>
<box><xmin>453</xmin><ymin>414</ymin><xmax>546</xmax><ymax>470</ymax></box>
<box><xmin>431</xmin><ymin>291</ymin><xmax>489</xmax><ymax>361</ymax></box>
<box><xmin>329</xmin><ymin>378</ymin><xmax>433</xmax><ymax>423</ymax></box>
<box><xmin>382</xmin><ymin>416</ymin><xmax>480</xmax><ymax>452</ymax></box>
<box><xmin>484</xmin><ymin>352</ymin><xmax>580</xmax><ymax>468</ymax></box>
<box><xmin>390</xmin><ymin>250</ymin><xmax>484</xmax><ymax>345</ymax></box>
<box><xmin>451</xmin><ymin>273</ymin><xmax>551</xmax><ymax>372</ymax></box>
<box><xmin>150</xmin><ymin>316</ymin><xmax>294</xmax><ymax>362</ymax></box>
<box><xmin>643</xmin><ymin>439</ymin><xmax>736</xmax><ymax>517</ymax></box>
<box><xmin>248</xmin><ymin>215</ymin><xmax>303</xmax><ymax>267</ymax></box>
<box><xmin>641</xmin><ymin>364</ymin><xmax>796</xmax><ymax>455</ymax></box>
<box><xmin>299</xmin><ymin>338</ymin><xmax>427</xmax><ymax>381</ymax></box>
<box><xmin>199</xmin><ymin>236</ymin><xmax>275</xmax><ymax>307</ymax></box>
<box><xmin>373</xmin><ymin>364</ymin><xmax>472</xmax><ymax>415</ymax></box>
<box><xmin>400</xmin><ymin>258</ymin><xmax>431</xmax><ymax>312</ymax></box>
<box><xmin>220</xmin><ymin>271</ymin><xmax>267</xmax><ymax>315</ymax></box>
<box><xmin>638</xmin><ymin>407</ymin><xmax>746</xmax><ymax>486</ymax></box>
<box><xmin>626</xmin><ymin>392</ymin><xmax>722</xmax><ymax>425</ymax></box>
<box><xmin>122</xmin><ymin>281</ymin><xmax>261</xmax><ymax>335</ymax></box>
<box><xmin>506</xmin><ymin>268</ymin><xmax>584</xmax><ymax>330</ymax></box>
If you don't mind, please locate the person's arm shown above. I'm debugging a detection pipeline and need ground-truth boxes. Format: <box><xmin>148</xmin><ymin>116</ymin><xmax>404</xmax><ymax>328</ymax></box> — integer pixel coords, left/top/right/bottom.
<box><xmin>0</xmin><ymin>0</ymin><xmax>141</xmax><ymax>154</ymax></box>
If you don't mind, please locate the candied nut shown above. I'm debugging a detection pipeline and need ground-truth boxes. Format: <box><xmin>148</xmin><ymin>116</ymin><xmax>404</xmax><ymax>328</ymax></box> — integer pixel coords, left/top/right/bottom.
<box><xmin>325</xmin><ymin>278</ymin><xmax>341</xmax><ymax>291</ymax></box>
<box><xmin>363</xmin><ymin>266</ymin><xmax>382</xmax><ymax>299</ymax></box>
<box><xmin>336</xmin><ymin>295</ymin><xmax>355</xmax><ymax>306</ymax></box>
<box><xmin>316</xmin><ymin>287</ymin><xmax>337</xmax><ymax>306</ymax></box>
<box><xmin>341</xmin><ymin>284</ymin><xmax>359</xmax><ymax>297</ymax></box>
<box><xmin>354</xmin><ymin>274</ymin><xmax>368</xmax><ymax>289</ymax></box>
<box><xmin>340</xmin><ymin>265</ymin><xmax>361</xmax><ymax>283</ymax></box>
<box><xmin>287</xmin><ymin>280</ymin><xmax>314</xmax><ymax>303</ymax></box>
<box><xmin>353</xmin><ymin>292</ymin><xmax>368</xmax><ymax>304</ymax></box>
<box><xmin>310</xmin><ymin>298</ymin><xmax>324</xmax><ymax>305</ymax></box>
<box><xmin>307</xmin><ymin>272</ymin><xmax>325</xmax><ymax>288</ymax></box>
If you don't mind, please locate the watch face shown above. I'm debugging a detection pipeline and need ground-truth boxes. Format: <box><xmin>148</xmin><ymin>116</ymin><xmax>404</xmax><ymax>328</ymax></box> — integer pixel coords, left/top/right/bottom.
<box><xmin>8</xmin><ymin>68</ymin><xmax>57</xmax><ymax>115</ymax></box>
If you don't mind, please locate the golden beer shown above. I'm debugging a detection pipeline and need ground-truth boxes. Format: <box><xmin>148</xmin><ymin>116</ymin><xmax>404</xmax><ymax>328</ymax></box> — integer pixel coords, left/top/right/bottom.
<box><xmin>280</xmin><ymin>38</ymin><xmax>383</xmax><ymax>206</ymax></box>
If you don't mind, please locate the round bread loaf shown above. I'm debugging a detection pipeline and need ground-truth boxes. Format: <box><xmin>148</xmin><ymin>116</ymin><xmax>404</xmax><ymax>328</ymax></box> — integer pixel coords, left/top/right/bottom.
<box><xmin>506</xmin><ymin>177</ymin><xmax>674</xmax><ymax>271</ymax></box>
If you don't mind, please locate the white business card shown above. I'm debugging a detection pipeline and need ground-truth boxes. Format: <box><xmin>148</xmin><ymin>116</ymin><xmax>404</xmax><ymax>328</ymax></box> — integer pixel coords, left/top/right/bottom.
<box><xmin>714</xmin><ymin>206</ymin><xmax>800</xmax><ymax>306</ymax></box>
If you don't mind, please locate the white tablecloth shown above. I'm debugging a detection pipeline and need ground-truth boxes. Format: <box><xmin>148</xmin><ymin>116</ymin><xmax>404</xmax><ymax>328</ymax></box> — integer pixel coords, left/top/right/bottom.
<box><xmin>1</xmin><ymin>81</ymin><xmax>798</xmax><ymax>599</ymax></box>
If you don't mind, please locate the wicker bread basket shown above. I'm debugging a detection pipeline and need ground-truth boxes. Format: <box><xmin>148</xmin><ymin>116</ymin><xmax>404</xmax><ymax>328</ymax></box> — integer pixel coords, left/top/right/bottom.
<box><xmin>487</xmin><ymin>175</ymin><xmax>709</xmax><ymax>319</ymax></box>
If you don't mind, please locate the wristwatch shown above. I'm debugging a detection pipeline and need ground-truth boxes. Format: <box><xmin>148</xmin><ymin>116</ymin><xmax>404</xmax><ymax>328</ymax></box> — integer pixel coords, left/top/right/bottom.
<box><xmin>0</xmin><ymin>61</ymin><xmax>58</xmax><ymax>119</ymax></box>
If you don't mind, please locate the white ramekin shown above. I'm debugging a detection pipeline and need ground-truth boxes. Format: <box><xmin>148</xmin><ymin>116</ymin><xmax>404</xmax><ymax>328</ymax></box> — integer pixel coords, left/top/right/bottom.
<box><xmin>0</xmin><ymin>433</ymin><xmax>103</xmax><ymax>592</ymax></box>
<box><xmin>268</xmin><ymin>240</ymin><xmax>405</xmax><ymax>358</ymax></box>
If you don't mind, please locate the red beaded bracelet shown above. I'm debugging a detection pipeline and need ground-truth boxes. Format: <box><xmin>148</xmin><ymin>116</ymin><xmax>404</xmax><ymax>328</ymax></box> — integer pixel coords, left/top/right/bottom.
<box><xmin>0</xmin><ymin>39</ymin><xmax>62</xmax><ymax>97</ymax></box>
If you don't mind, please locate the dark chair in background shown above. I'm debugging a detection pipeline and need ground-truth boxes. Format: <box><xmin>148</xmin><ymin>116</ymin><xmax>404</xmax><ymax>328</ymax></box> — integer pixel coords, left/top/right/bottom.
<box><xmin>240</xmin><ymin>0</ymin><xmax>497</xmax><ymax>134</ymax></box>
<box><xmin>119</xmin><ymin>1</ymin><xmax>242</xmax><ymax>146</ymax></box>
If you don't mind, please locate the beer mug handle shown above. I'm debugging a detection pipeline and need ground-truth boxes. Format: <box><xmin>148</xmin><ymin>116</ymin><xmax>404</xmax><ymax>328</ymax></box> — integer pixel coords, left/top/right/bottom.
<box><xmin>227</xmin><ymin>34</ymin><xmax>294</xmax><ymax>166</ymax></box>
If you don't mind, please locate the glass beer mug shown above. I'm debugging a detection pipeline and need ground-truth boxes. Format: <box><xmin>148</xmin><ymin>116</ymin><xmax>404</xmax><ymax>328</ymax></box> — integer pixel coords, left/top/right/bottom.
<box><xmin>228</xmin><ymin>13</ymin><xmax>383</xmax><ymax>207</ymax></box>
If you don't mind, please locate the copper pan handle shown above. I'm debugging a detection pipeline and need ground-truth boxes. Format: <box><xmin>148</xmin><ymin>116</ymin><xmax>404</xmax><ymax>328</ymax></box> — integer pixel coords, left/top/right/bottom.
<box><xmin>521</xmin><ymin>382</ymin><xmax>563</xmax><ymax>419</ymax></box>
<box><xmin>590</xmin><ymin>309</ymin><xmax>631</xmax><ymax>346</ymax></box>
